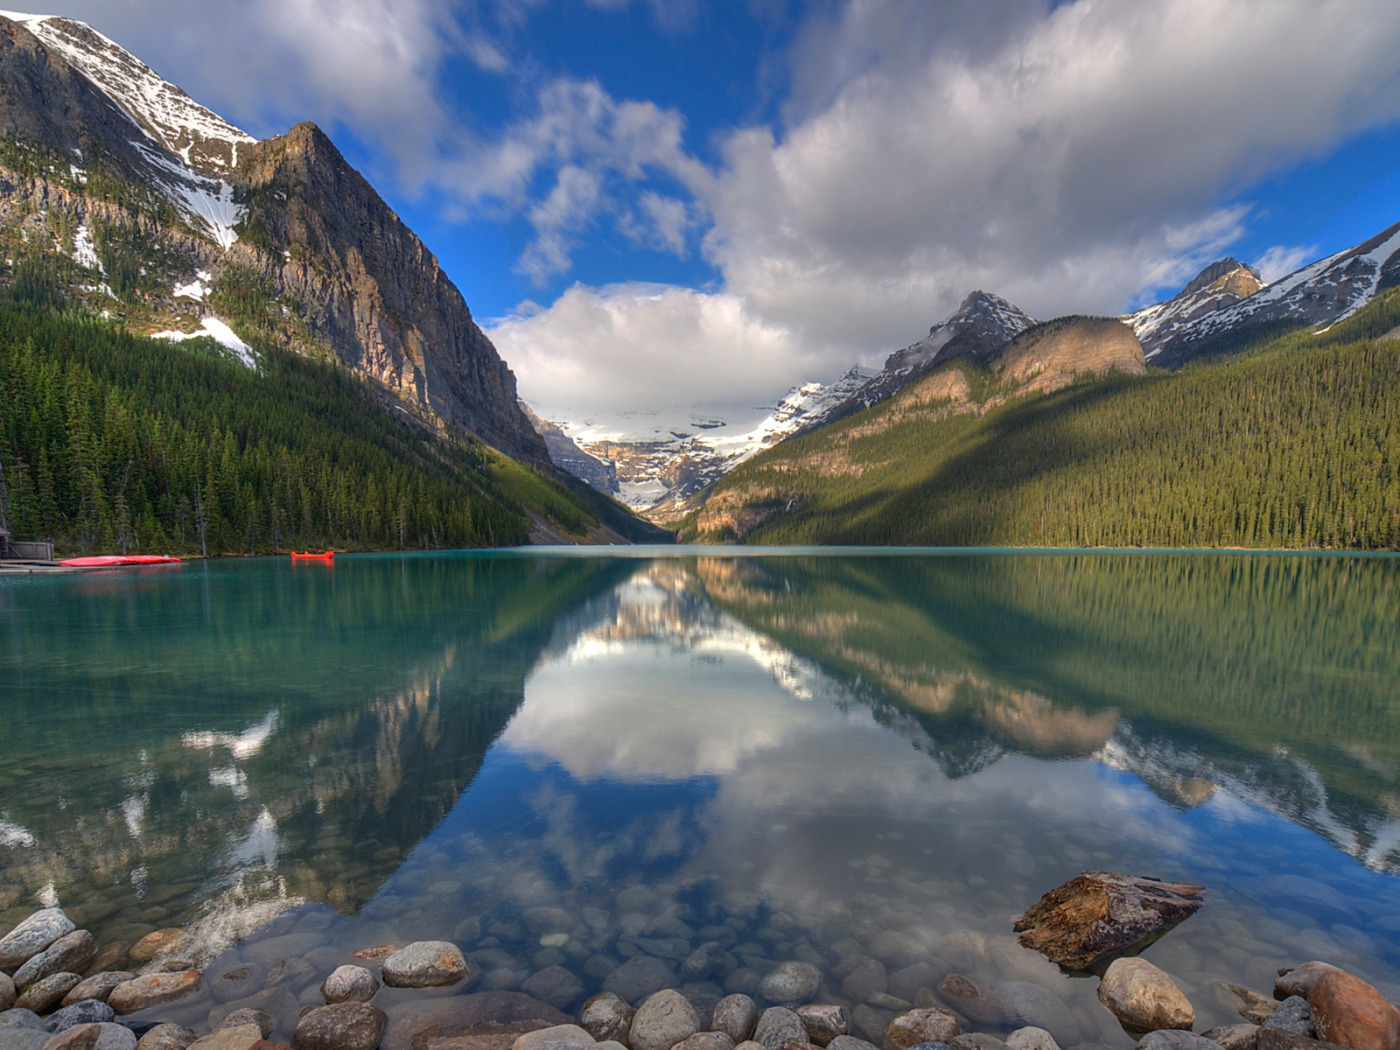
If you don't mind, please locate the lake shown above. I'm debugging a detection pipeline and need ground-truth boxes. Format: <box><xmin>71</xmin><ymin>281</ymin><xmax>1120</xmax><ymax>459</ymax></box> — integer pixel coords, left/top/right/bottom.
<box><xmin>1</xmin><ymin>549</ymin><xmax>1398</xmax><ymax>1046</ymax></box>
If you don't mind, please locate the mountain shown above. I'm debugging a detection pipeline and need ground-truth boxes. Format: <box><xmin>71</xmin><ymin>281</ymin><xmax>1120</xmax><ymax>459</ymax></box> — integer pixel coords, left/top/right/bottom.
<box><xmin>676</xmin><ymin>289</ymin><xmax>1400</xmax><ymax>548</ymax></box>
<box><xmin>536</xmin><ymin>292</ymin><xmax>1032</xmax><ymax>520</ymax></box>
<box><xmin>1128</xmin><ymin>223</ymin><xmax>1400</xmax><ymax>367</ymax></box>
<box><xmin>0</xmin><ymin>12</ymin><xmax>674</xmax><ymax>551</ymax></box>
<box><xmin>0</xmin><ymin>11</ymin><xmax>547</xmax><ymax>466</ymax></box>
<box><xmin>810</xmin><ymin>290</ymin><xmax>1035</xmax><ymax>429</ymax></box>
<box><xmin>535</xmin><ymin>364</ymin><xmax>878</xmax><ymax>520</ymax></box>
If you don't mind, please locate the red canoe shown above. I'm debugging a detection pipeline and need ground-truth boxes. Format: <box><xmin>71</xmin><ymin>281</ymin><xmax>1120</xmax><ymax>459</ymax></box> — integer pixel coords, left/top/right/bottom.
<box><xmin>58</xmin><ymin>555</ymin><xmax>182</xmax><ymax>567</ymax></box>
<box><xmin>290</xmin><ymin>551</ymin><xmax>334</xmax><ymax>560</ymax></box>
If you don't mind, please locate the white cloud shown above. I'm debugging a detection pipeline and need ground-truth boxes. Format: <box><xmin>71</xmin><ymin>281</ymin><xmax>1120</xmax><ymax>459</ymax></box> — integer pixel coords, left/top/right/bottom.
<box><xmin>488</xmin><ymin>283</ymin><xmax>812</xmax><ymax>436</ymax></box>
<box><xmin>1253</xmin><ymin>243</ymin><xmax>1320</xmax><ymax>284</ymax></box>
<box><xmin>519</xmin><ymin>165</ymin><xmax>604</xmax><ymax>282</ymax></box>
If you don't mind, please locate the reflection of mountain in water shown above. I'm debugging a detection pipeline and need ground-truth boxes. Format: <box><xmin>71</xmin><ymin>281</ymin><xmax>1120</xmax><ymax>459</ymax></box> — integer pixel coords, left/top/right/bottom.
<box><xmin>690</xmin><ymin>554</ymin><xmax>1400</xmax><ymax>873</ymax></box>
<box><xmin>0</xmin><ymin>556</ymin><xmax>632</xmax><ymax>948</ymax></box>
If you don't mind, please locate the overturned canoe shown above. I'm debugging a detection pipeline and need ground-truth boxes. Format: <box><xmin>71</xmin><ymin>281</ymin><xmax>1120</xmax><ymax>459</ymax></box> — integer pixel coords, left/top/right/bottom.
<box><xmin>58</xmin><ymin>555</ymin><xmax>182</xmax><ymax>567</ymax></box>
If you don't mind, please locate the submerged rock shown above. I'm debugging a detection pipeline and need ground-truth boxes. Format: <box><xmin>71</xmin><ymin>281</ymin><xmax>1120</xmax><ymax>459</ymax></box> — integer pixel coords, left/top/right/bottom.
<box><xmin>711</xmin><ymin>995</ymin><xmax>759</xmax><ymax>1045</ymax></box>
<box><xmin>1275</xmin><ymin>964</ymin><xmax>1342</xmax><ymax>1002</ymax></box>
<box><xmin>631</xmin><ymin>989</ymin><xmax>700</xmax><ymax>1050</ymax></box>
<box><xmin>937</xmin><ymin>977</ymin><xmax>1016</xmax><ymax>1028</ymax></box>
<box><xmin>760</xmin><ymin>965</ymin><xmax>822</xmax><ymax>1007</ymax></box>
<box><xmin>882</xmin><ymin>1008</ymin><xmax>959</xmax><ymax>1050</ymax></box>
<box><xmin>754</xmin><ymin>1008</ymin><xmax>807</xmax><ymax>1050</ymax></box>
<box><xmin>796</xmin><ymin>1005</ymin><xmax>848</xmax><ymax>1047</ymax></box>
<box><xmin>13</xmin><ymin>931</ymin><xmax>95</xmax><ymax>989</ymax></box>
<box><xmin>381</xmin><ymin>941</ymin><xmax>471</xmax><ymax>988</ymax></box>
<box><xmin>107</xmin><ymin>972</ymin><xmax>203</xmax><ymax>1014</ymax></box>
<box><xmin>320</xmin><ymin>964</ymin><xmax>379</xmax><ymax>1005</ymax></box>
<box><xmin>1013</xmin><ymin>873</ymin><xmax>1205</xmax><ymax>970</ymax></box>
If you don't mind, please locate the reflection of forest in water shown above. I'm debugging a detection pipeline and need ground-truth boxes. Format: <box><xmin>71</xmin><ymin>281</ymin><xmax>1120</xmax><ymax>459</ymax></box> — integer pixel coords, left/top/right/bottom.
<box><xmin>1</xmin><ymin>551</ymin><xmax>1397</xmax><ymax>960</ymax></box>
<box><xmin>0</xmin><ymin>555</ymin><xmax>634</xmax><ymax>943</ymax></box>
<box><xmin>690</xmin><ymin>553</ymin><xmax>1400</xmax><ymax>873</ymax></box>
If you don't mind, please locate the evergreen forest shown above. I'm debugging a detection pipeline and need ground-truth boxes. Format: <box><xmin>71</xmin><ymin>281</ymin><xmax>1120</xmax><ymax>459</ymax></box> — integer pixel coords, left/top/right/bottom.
<box><xmin>680</xmin><ymin>289</ymin><xmax>1400</xmax><ymax>549</ymax></box>
<box><xmin>0</xmin><ymin>286</ymin><xmax>633</xmax><ymax>555</ymax></box>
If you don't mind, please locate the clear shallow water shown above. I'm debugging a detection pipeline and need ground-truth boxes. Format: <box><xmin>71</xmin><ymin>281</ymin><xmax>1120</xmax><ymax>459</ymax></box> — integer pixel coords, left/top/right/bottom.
<box><xmin>1</xmin><ymin>550</ymin><xmax>1398</xmax><ymax>1046</ymax></box>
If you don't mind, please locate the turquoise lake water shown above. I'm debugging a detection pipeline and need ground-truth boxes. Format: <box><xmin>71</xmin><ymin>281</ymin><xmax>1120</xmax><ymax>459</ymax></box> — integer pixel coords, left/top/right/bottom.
<box><xmin>0</xmin><ymin>549</ymin><xmax>1397</xmax><ymax>1044</ymax></box>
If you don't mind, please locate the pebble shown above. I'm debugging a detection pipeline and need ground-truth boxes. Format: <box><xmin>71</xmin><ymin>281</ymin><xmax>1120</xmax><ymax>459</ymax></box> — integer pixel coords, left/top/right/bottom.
<box><xmin>579</xmin><ymin>992</ymin><xmax>635</xmax><ymax>1045</ymax></box>
<box><xmin>381</xmin><ymin>941</ymin><xmax>470</xmax><ymax>988</ymax></box>
<box><xmin>882</xmin><ymin>1008</ymin><xmax>959</xmax><ymax>1050</ymax></box>
<box><xmin>1097</xmin><ymin>958</ymin><xmax>1194</xmax><ymax>1033</ymax></box>
<box><xmin>41</xmin><ymin>1000</ymin><xmax>114</xmax><ymax>1034</ymax></box>
<box><xmin>1262</xmin><ymin>997</ymin><xmax>1313</xmax><ymax>1038</ymax></box>
<box><xmin>512</xmin><ymin>1024</ymin><xmax>596</xmax><ymax>1050</ymax></box>
<box><xmin>185</xmin><ymin>1026</ymin><xmax>264</xmax><ymax>1050</ymax></box>
<box><xmin>796</xmin><ymin>1004</ymin><xmax>848</xmax><ymax>1046</ymax></box>
<box><xmin>289</xmin><ymin>1002</ymin><xmax>387</xmax><ymax>1050</ymax></box>
<box><xmin>318</xmin><ymin>966</ymin><xmax>378</xmax><ymax>1005</ymax></box>
<box><xmin>0</xmin><ymin>978</ymin><xmax>11</xmax><ymax>1014</ymax></box>
<box><xmin>0</xmin><ymin>912</ymin><xmax>75</xmax><ymax>971</ymax></box>
<box><xmin>15</xmin><ymin>973</ymin><xmax>81</xmax><ymax>1015</ymax></box>
<box><xmin>40</xmin><ymin>1022</ymin><xmax>138</xmax><ymax>1050</ymax></box>
<box><xmin>61</xmin><ymin>975</ymin><xmax>133</xmax><ymax>1009</ymax></box>
<box><xmin>1003</xmin><ymin>1029</ymin><xmax>1057</xmax><ymax>1050</ymax></box>
<box><xmin>128</xmin><ymin>932</ymin><xmax>187</xmax><ymax>965</ymax></box>
<box><xmin>107</xmin><ymin>972</ymin><xmax>203</xmax><ymax>1015</ymax></box>
<box><xmin>631</xmin><ymin>989</ymin><xmax>700</xmax><ymax>1050</ymax></box>
<box><xmin>1308</xmin><ymin>970</ymin><xmax>1400</xmax><ymax>1050</ymax></box>
<box><xmin>754</xmin><ymin>1008</ymin><xmax>807</xmax><ymax>1050</ymax></box>
<box><xmin>760</xmin><ymin>965</ymin><xmax>822</xmax><ymax>1008</ymax></box>
<box><xmin>213</xmin><ymin>1008</ymin><xmax>273</xmax><ymax>1039</ymax></box>
<box><xmin>14</xmin><ymin>933</ymin><xmax>96</xmax><ymax>990</ymax></box>
<box><xmin>711</xmin><ymin>995</ymin><xmax>759</xmax><ymax>1045</ymax></box>
<box><xmin>132</xmin><ymin>1023</ymin><xmax>198</xmax><ymax>1050</ymax></box>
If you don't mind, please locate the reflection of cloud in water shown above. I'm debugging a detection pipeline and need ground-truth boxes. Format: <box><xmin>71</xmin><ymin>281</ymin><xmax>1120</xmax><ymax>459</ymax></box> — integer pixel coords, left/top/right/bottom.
<box><xmin>505</xmin><ymin>599</ymin><xmax>848</xmax><ymax>782</ymax></box>
<box><xmin>0</xmin><ymin>819</ymin><xmax>36</xmax><ymax>848</ymax></box>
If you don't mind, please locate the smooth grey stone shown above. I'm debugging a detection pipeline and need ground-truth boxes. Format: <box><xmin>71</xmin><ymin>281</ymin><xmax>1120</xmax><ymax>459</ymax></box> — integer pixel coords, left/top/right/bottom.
<box><xmin>950</xmin><ymin>1036</ymin><xmax>1010</xmax><ymax>1050</ymax></box>
<box><xmin>998</xmin><ymin>985</ymin><xmax>1078</xmax><ymax>1043</ymax></box>
<box><xmin>13</xmin><ymin>932</ymin><xmax>95</xmax><ymax>990</ymax></box>
<box><xmin>381</xmin><ymin>941</ymin><xmax>469</xmax><ymax>988</ymax></box>
<box><xmin>675</xmin><ymin>1034</ymin><xmax>735</xmax><ymax>1050</ymax></box>
<box><xmin>0</xmin><ymin>912</ymin><xmax>74</xmax><ymax>971</ymax></box>
<box><xmin>0</xmin><ymin>1028</ymin><xmax>49</xmax><ymax>1050</ymax></box>
<box><xmin>289</xmin><ymin>1002</ymin><xmax>387</xmax><ymax>1050</ymax></box>
<box><xmin>43</xmin><ymin>999</ymin><xmax>115</xmax><ymax>1033</ymax></box>
<box><xmin>0</xmin><ymin>1013</ymin><xmax>43</xmax><ymax>1030</ymax></box>
<box><xmin>62</xmin><ymin>974</ymin><xmax>135</xmax><ymax>1007</ymax></box>
<box><xmin>15</xmin><ymin>973</ymin><xmax>81</xmax><ymax>1014</ymax></box>
<box><xmin>1005</xmin><ymin>1029</ymin><xmax>1059</xmax><ymax>1050</ymax></box>
<box><xmin>842</xmin><ymin>960</ymin><xmax>888</xmax><ymax>1005</ymax></box>
<box><xmin>828</xmin><ymin>1038</ymin><xmax>879</xmax><ymax>1050</ymax></box>
<box><xmin>796</xmin><ymin>1004</ymin><xmax>848</xmax><ymax>1046</ymax></box>
<box><xmin>711</xmin><ymin>994</ymin><xmax>759</xmax><ymax>1044</ymax></box>
<box><xmin>48</xmin><ymin>1022</ymin><xmax>138</xmax><ymax>1049</ymax></box>
<box><xmin>631</xmin><ymin>989</ymin><xmax>700</xmax><ymax>1050</ymax></box>
<box><xmin>319</xmin><ymin>965</ymin><xmax>378</xmax><ymax>1005</ymax></box>
<box><xmin>0</xmin><ymin>976</ymin><xmax>11</xmax><ymax>1013</ymax></box>
<box><xmin>133</xmin><ymin>1022</ymin><xmax>198</xmax><ymax>1050</ymax></box>
<box><xmin>580</xmin><ymin>991</ymin><xmax>635</xmax><ymax>1044</ymax></box>
<box><xmin>683</xmin><ymin>944</ymin><xmax>730</xmax><ymax>983</ymax></box>
<box><xmin>604</xmin><ymin>957</ymin><xmax>677</xmax><ymax>1006</ymax></box>
<box><xmin>753</xmin><ymin>1007</ymin><xmax>806</xmax><ymax>1050</ymax></box>
<box><xmin>1262</xmin><ymin>998</ymin><xmax>1313</xmax><ymax>1038</ymax></box>
<box><xmin>760</xmin><ymin>963</ymin><xmax>822</xmax><ymax>1007</ymax></box>
<box><xmin>1139</xmin><ymin>1033</ymin><xmax>1227</xmax><ymax>1050</ymax></box>
<box><xmin>521</xmin><ymin>966</ymin><xmax>584</xmax><ymax>1011</ymax></box>
<box><xmin>204</xmin><ymin>968</ymin><xmax>264</xmax><ymax>1008</ymax></box>
<box><xmin>214</xmin><ymin>1008</ymin><xmax>274</xmax><ymax>1038</ymax></box>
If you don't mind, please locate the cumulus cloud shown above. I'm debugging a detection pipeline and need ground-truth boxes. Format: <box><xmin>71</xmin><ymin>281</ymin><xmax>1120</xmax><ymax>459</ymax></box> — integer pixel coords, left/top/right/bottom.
<box><xmin>498</xmin><ymin>0</ymin><xmax>1400</xmax><ymax>424</ymax></box>
<box><xmin>488</xmin><ymin>283</ymin><xmax>812</xmax><ymax>435</ymax></box>
<box><xmin>1253</xmin><ymin>243</ymin><xmax>1321</xmax><ymax>284</ymax></box>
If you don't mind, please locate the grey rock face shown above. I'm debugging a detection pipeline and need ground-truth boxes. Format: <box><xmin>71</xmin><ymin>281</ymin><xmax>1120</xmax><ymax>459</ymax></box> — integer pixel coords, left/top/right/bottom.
<box><xmin>289</xmin><ymin>1002</ymin><xmax>387</xmax><ymax>1050</ymax></box>
<box><xmin>753</xmin><ymin>1007</ymin><xmax>807</xmax><ymax>1050</ymax></box>
<box><xmin>0</xmin><ymin>911</ymin><xmax>75</xmax><ymax>971</ymax></box>
<box><xmin>631</xmin><ymin>989</ymin><xmax>700</xmax><ymax>1050</ymax></box>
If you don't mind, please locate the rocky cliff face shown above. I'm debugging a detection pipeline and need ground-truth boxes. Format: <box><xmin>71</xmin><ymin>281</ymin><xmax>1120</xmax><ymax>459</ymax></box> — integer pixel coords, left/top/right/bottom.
<box><xmin>229</xmin><ymin>123</ymin><xmax>547</xmax><ymax>462</ymax></box>
<box><xmin>995</xmin><ymin>316</ymin><xmax>1146</xmax><ymax>391</ymax></box>
<box><xmin>0</xmin><ymin>14</ymin><xmax>549</xmax><ymax>467</ymax></box>
<box><xmin>1125</xmin><ymin>257</ymin><xmax>1264</xmax><ymax>364</ymax></box>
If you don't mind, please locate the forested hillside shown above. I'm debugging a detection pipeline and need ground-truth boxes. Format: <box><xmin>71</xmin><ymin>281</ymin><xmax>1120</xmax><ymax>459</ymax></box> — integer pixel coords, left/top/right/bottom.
<box><xmin>0</xmin><ymin>287</ymin><xmax>652</xmax><ymax>555</ymax></box>
<box><xmin>678</xmin><ymin>290</ymin><xmax>1400</xmax><ymax>549</ymax></box>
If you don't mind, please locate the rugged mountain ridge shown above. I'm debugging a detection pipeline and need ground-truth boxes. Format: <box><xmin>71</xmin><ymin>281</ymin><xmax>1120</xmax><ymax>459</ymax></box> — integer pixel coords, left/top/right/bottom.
<box><xmin>0</xmin><ymin>12</ymin><xmax>548</xmax><ymax>467</ymax></box>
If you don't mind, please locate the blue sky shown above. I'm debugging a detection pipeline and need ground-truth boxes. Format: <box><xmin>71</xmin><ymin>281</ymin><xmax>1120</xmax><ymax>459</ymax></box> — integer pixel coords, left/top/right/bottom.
<box><xmin>50</xmin><ymin>0</ymin><xmax>1400</xmax><ymax>435</ymax></box>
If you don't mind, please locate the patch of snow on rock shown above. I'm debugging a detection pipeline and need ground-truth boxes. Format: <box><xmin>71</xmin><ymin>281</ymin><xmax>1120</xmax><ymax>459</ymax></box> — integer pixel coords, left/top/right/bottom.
<box><xmin>173</xmin><ymin>269</ymin><xmax>211</xmax><ymax>301</ymax></box>
<box><xmin>72</xmin><ymin>221</ymin><xmax>102</xmax><ymax>272</ymax></box>
<box><xmin>151</xmin><ymin>317</ymin><xmax>257</xmax><ymax>368</ymax></box>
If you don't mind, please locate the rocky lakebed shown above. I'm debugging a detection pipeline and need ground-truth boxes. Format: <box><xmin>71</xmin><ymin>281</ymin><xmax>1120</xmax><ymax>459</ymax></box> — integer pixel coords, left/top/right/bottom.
<box><xmin>0</xmin><ymin>872</ymin><xmax>1397</xmax><ymax>1050</ymax></box>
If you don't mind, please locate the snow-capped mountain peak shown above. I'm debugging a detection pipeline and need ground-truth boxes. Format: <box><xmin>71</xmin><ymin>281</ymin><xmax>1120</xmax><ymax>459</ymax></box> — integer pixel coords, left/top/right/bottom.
<box><xmin>0</xmin><ymin>11</ymin><xmax>255</xmax><ymax>172</ymax></box>
<box><xmin>1125</xmin><ymin>258</ymin><xmax>1264</xmax><ymax>360</ymax></box>
<box><xmin>885</xmin><ymin>289</ymin><xmax>1035</xmax><ymax>375</ymax></box>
